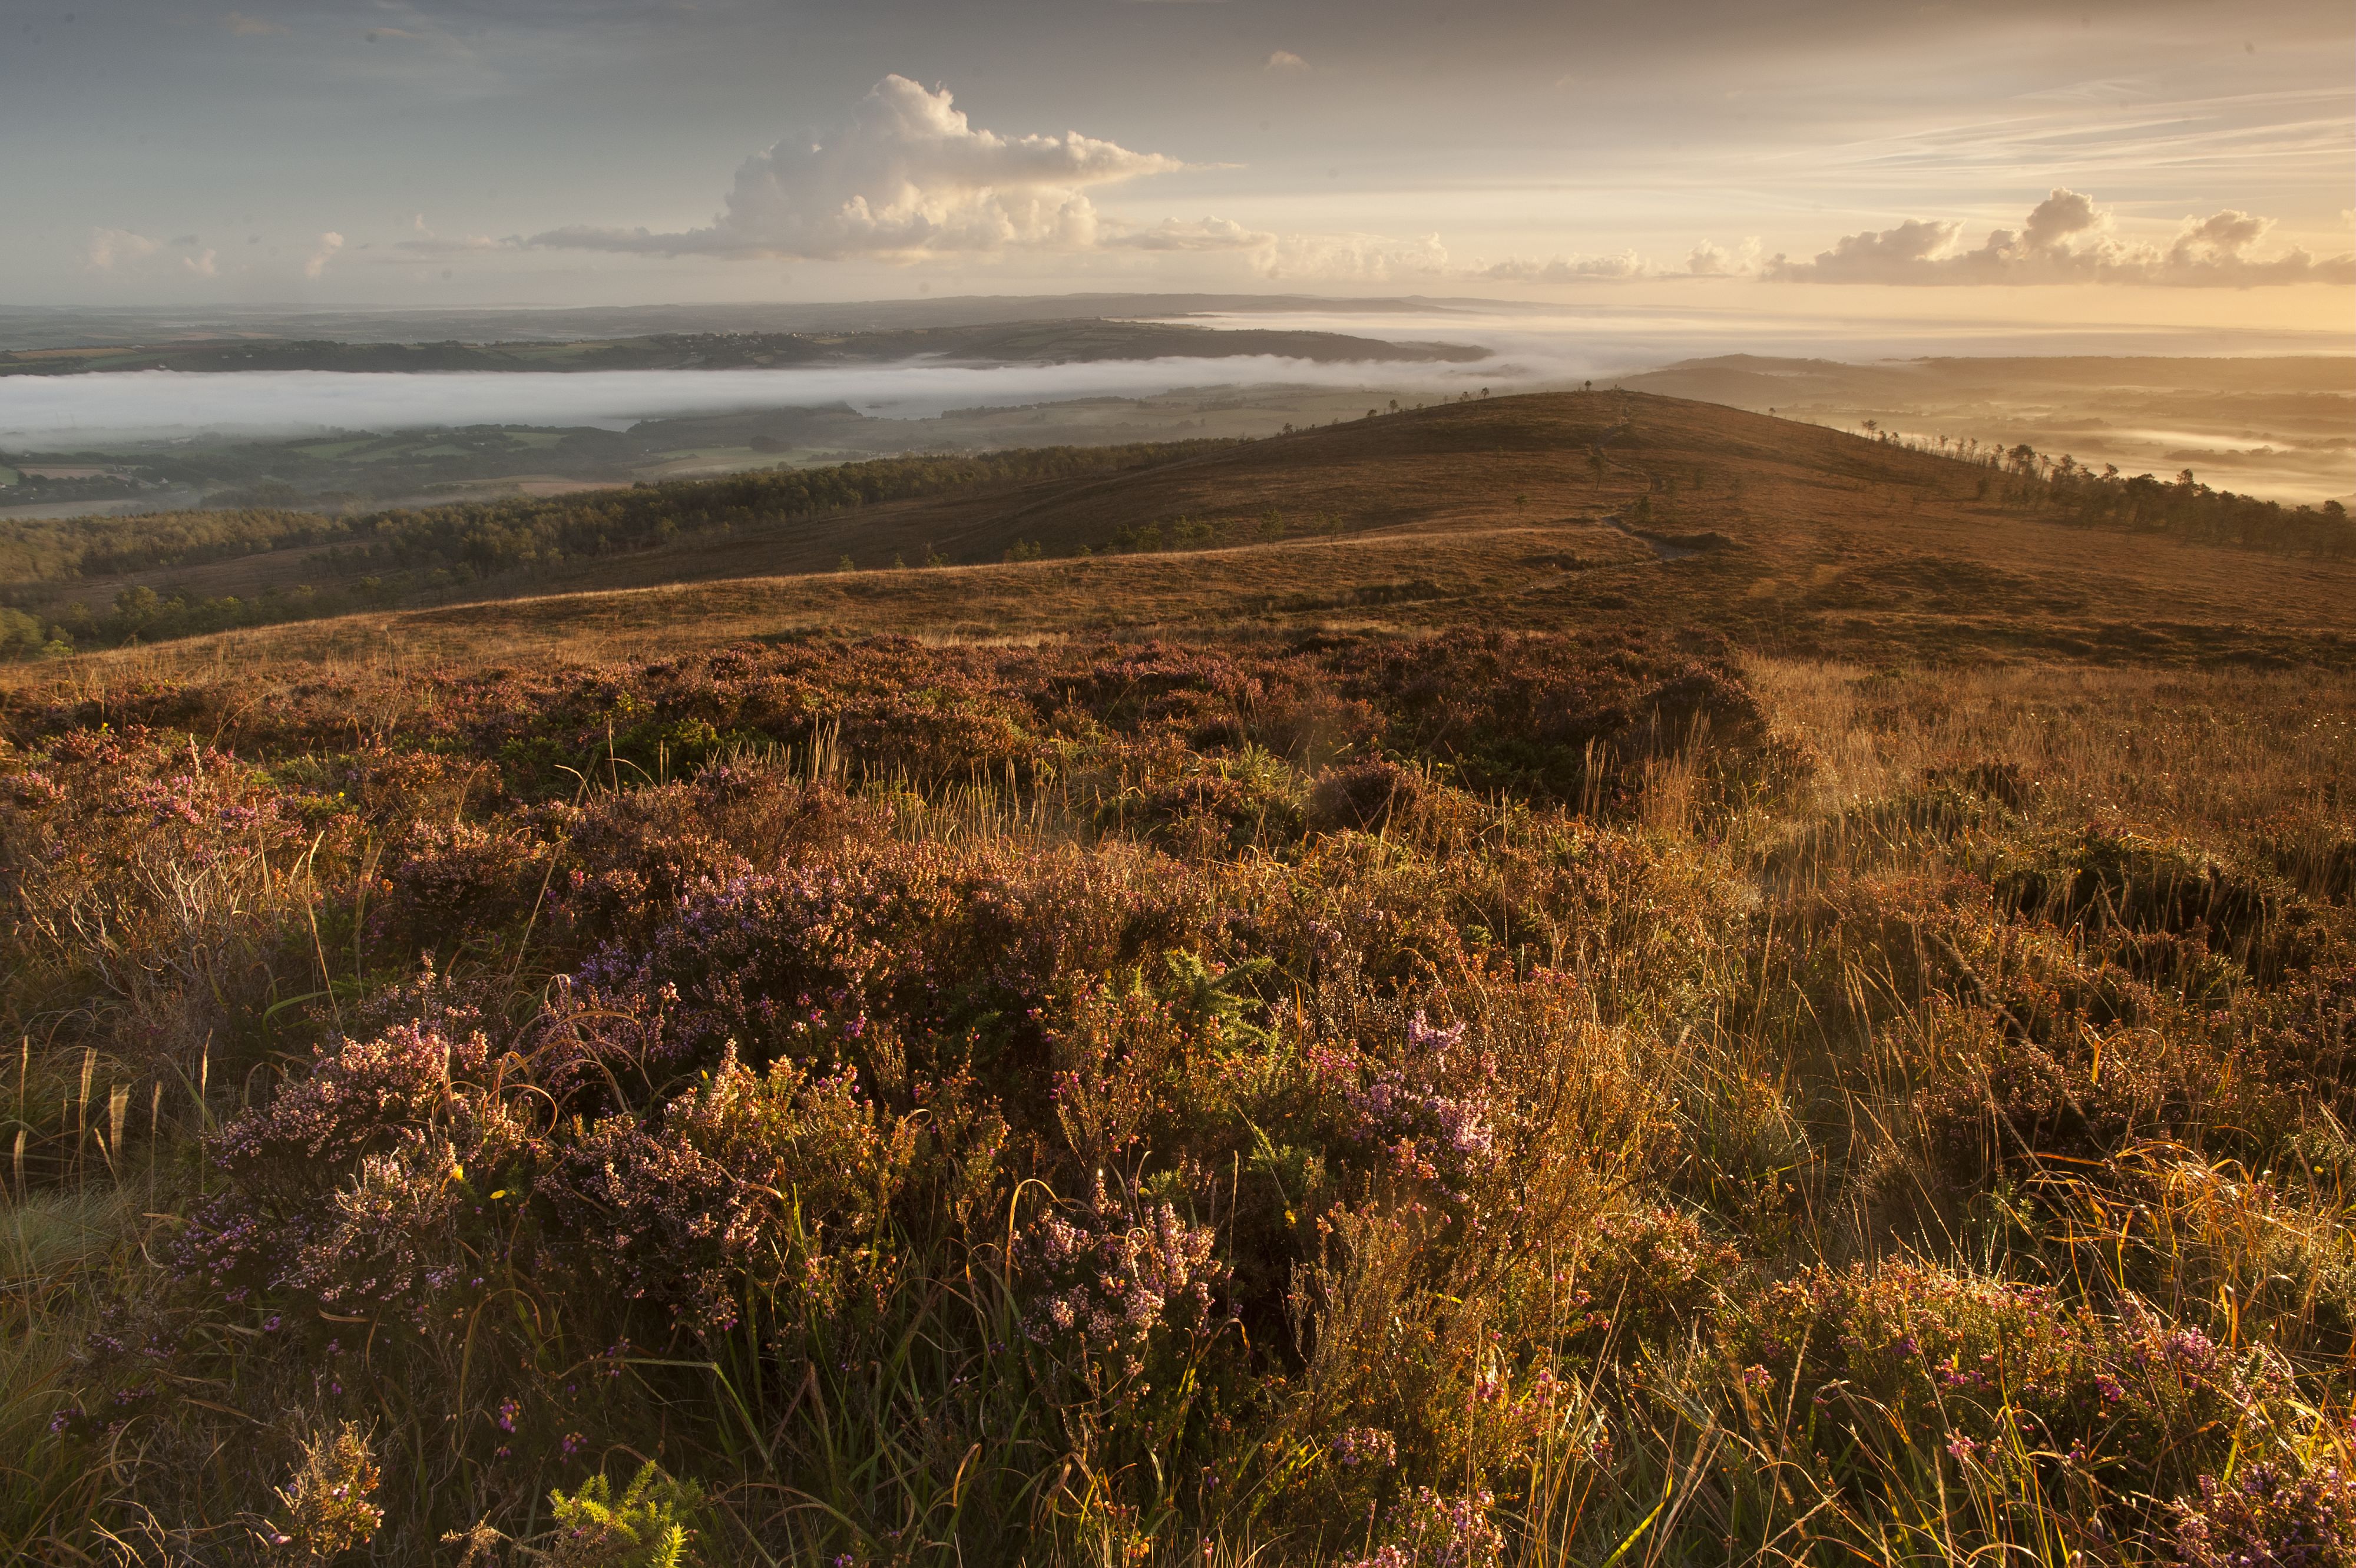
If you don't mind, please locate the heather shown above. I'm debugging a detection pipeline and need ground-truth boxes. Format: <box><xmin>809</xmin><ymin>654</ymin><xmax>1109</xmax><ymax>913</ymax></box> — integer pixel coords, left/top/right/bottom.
<box><xmin>3</xmin><ymin>634</ymin><xmax>2353</xmax><ymax>1565</ymax></box>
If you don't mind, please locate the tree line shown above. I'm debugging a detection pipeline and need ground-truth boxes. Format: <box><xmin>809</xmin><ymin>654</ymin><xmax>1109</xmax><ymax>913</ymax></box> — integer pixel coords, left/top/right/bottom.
<box><xmin>1855</xmin><ymin>423</ymin><xmax>2354</xmax><ymax>558</ymax></box>
<box><xmin>0</xmin><ymin>441</ymin><xmax>1237</xmax><ymax>657</ymax></box>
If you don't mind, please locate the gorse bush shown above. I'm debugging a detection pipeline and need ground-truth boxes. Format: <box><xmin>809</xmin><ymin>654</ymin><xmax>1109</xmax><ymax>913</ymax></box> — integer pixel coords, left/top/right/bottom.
<box><xmin>2</xmin><ymin>634</ymin><xmax>2352</xmax><ymax>1563</ymax></box>
<box><xmin>542</xmin><ymin>1464</ymin><xmax>702</xmax><ymax>1568</ymax></box>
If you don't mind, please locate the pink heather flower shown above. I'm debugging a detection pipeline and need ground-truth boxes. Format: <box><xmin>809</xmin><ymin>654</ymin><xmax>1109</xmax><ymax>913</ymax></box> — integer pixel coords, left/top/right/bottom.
<box><xmin>1014</xmin><ymin>1173</ymin><xmax>1223</xmax><ymax>1366</ymax></box>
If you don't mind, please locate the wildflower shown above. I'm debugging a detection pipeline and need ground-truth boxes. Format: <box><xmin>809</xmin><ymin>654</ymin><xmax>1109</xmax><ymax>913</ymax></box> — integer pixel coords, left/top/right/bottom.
<box><xmin>1341</xmin><ymin>1487</ymin><xmax>1504</xmax><ymax>1568</ymax></box>
<box><xmin>1334</xmin><ymin>1427</ymin><xmax>1398</xmax><ymax>1468</ymax></box>
<box><xmin>1014</xmin><ymin>1173</ymin><xmax>1222</xmax><ymax>1372</ymax></box>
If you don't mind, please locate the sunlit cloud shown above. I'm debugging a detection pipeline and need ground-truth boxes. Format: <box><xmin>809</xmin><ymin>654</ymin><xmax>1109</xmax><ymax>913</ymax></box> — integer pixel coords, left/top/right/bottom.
<box><xmin>534</xmin><ymin>75</ymin><xmax>1209</xmax><ymax>261</ymax></box>
<box><xmin>1479</xmin><ymin>252</ymin><xmax>1658</xmax><ymax>282</ymax></box>
<box><xmin>221</xmin><ymin>11</ymin><xmax>288</xmax><ymax>37</ymax></box>
<box><xmin>1778</xmin><ymin>87</ymin><xmax>2356</xmax><ymax>196</ymax></box>
<box><xmin>1687</xmin><ymin>237</ymin><xmax>1763</xmax><ymax>276</ymax></box>
<box><xmin>303</xmin><ymin>231</ymin><xmax>346</xmax><ymax>279</ymax></box>
<box><xmin>1766</xmin><ymin>188</ymin><xmax>2356</xmax><ymax>285</ymax></box>
<box><xmin>85</xmin><ymin>229</ymin><xmax>223</xmax><ymax>277</ymax></box>
<box><xmin>84</xmin><ymin>229</ymin><xmax>163</xmax><ymax>272</ymax></box>
<box><xmin>1258</xmin><ymin>231</ymin><xmax>1451</xmax><ymax>281</ymax></box>
<box><xmin>1106</xmin><ymin>217</ymin><xmax>1278</xmax><ymax>252</ymax></box>
<box><xmin>393</xmin><ymin>216</ymin><xmax>518</xmax><ymax>259</ymax></box>
<box><xmin>1468</xmin><ymin>237</ymin><xmax>1766</xmax><ymax>283</ymax></box>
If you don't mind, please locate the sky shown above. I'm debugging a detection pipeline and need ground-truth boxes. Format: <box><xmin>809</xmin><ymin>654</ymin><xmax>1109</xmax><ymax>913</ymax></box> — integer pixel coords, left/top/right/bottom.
<box><xmin>4</xmin><ymin>0</ymin><xmax>2352</xmax><ymax>333</ymax></box>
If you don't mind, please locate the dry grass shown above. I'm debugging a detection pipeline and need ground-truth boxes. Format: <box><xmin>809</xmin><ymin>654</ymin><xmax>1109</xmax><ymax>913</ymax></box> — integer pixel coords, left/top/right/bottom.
<box><xmin>1751</xmin><ymin>659</ymin><xmax>2356</xmax><ymax>839</ymax></box>
<box><xmin>4</xmin><ymin>402</ymin><xmax>2354</xmax><ymax>1564</ymax></box>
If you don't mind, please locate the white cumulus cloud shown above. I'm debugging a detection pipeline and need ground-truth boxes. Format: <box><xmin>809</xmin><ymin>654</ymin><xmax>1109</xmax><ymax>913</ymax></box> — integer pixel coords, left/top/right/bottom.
<box><xmin>303</xmin><ymin>231</ymin><xmax>345</xmax><ymax>279</ymax></box>
<box><xmin>1766</xmin><ymin>189</ymin><xmax>2355</xmax><ymax>286</ymax></box>
<box><xmin>85</xmin><ymin>229</ymin><xmax>163</xmax><ymax>272</ymax></box>
<box><xmin>534</xmin><ymin>75</ymin><xmax>1209</xmax><ymax>261</ymax></box>
<box><xmin>1686</xmin><ymin>236</ymin><xmax>1762</xmax><ymax>276</ymax></box>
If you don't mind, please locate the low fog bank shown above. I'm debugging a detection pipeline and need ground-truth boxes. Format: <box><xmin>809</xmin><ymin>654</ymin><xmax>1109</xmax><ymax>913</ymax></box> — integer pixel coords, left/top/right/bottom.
<box><xmin>4</xmin><ymin>310</ymin><xmax>2346</xmax><ymax>506</ymax></box>
<box><xmin>0</xmin><ymin>355</ymin><xmax>1511</xmax><ymax>446</ymax></box>
<box><xmin>1615</xmin><ymin>354</ymin><xmax>2355</xmax><ymax>508</ymax></box>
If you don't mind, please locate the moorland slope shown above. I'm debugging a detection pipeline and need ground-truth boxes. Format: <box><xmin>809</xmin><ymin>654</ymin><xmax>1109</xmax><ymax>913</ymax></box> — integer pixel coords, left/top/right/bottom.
<box><xmin>3</xmin><ymin>393</ymin><xmax>2354</xmax><ymax>1565</ymax></box>
<box><xmin>14</xmin><ymin>391</ymin><xmax>2352</xmax><ymax>671</ymax></box>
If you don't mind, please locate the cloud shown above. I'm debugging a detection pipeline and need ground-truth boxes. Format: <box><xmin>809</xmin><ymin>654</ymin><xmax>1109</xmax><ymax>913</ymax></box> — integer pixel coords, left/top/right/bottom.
<box><xmin>1104</xmin><ymin>216</ymin><xmax>1275</xmax><ymax>252</ymax></box>
<box><xmin>393</xmin><ymin>216</ymin><xmax>518</xmax><ymax>258</ymax></box>
<box><xmin>393</xmin><ymin>234</ymin><xmax>516</xmax><ymax>257</ymax></box>
<box><xmin>303</xmin><ymin>231</ymin><xmax>345</xmax><ymax>279</ymax></box>
<box><xmin>1686</xmin><ymin>236</ymin><xmax>1762</xmax><ymax>276</ymax></box>
<box><xmin>1471</xmin><ymin>238</ymin><xmax>1765</xmax><ymax>283</ymax></box>
<box><xmin>1766</xmin><ymin>188</ymin><xmax>2356</xmax><ymax>286</ymax></box>
<box><xmin>1481</xmin><ymin>250</ymin><xmax>1659</xmax><ymax>282</ymax></box>
<box><xmin>86</xmin><ymin>229</ymin><xmax>231</xmax><ymax>278</ymax></box>
<box><xmin>1259</xmin><ymin>231</ymin><xmax>1450</xmax><ymax>280</ymax></box>
<box><xmin>223</xmin><ymin>12</ymin><xmax>288</xmax><ymax>36</ymax></box>
<box><xmin>1266</xmin><ymin>50</ymin><xmax>1308</xmax><ymax>71</ymax></box>
<box><xmin>534</xmin><ymin>75</ymin><xmax>1193</xmax><ymax>261</ymax></box>
<box><xmin>1768</xmin><ymin>217</ymin><xmax>1961</xmax><ymax>282</ymax></box>
<box><xmin>86</xmin><ymin>229</ymin><xmax>163</xmax><ymax>272</ymax></box>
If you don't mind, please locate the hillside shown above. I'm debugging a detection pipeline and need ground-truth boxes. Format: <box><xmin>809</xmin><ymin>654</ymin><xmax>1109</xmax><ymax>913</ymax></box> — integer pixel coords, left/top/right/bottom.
<box><xmin>5</xmin><ymin>393</ymin><xmax>2356</xmax><ymax>1564</ymax></box>
<box><xmin>524</xmin><ymin>391</ymin><xmax>2356</xmax><ymax>651</ymax></box>
<box><xmin>11</xmin><ymin>391</ymin><xmax>2352</xmax><ymax>670</ymax></box>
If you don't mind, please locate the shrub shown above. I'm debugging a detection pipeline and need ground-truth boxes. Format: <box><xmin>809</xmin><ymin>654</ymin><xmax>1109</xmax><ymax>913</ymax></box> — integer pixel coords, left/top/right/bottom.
<box><xmin>5</xmin><ymin>633</ymin><xmax>2350</xmax><ymax>1565</ymax></box>
<box><xmin>2170</xmin><ymin>1460</ymin><xmax>2356</xmax><ymax>1568</ymax></box>
<box><xmin>554</xmin><ymin>1045</ymin><xmax>905</xmax><ymax>1338</ymax></box>
<box><xmin>269</xmin><ymin>1421</ymin><xmax>384</xmax><ymax>1562</ymax></box>
<box><xmin>1311</xmin><ymin>760</ymin><xmax>1421</xmax><ymax>833</ymax></box>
